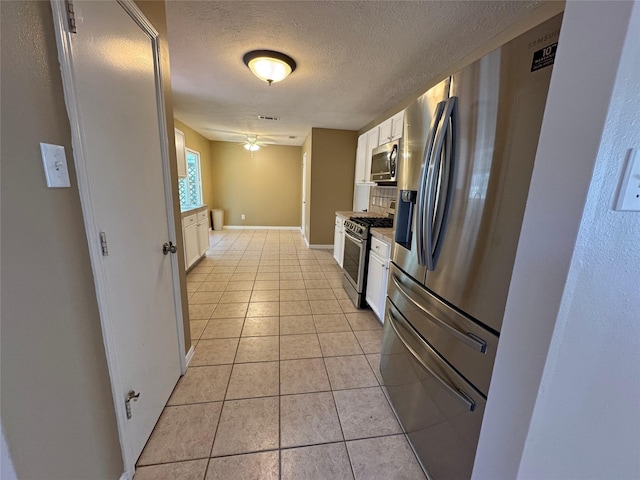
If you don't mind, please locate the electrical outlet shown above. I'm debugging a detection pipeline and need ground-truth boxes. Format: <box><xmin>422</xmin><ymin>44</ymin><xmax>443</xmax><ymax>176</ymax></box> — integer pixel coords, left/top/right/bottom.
<box><xmin>241</xmin><ymin>214</ymin><xmax>246</xmax><ymax>220</ymax></box>
<box><xmin>615</xmin><ymin>149</ymin><xmax>640</xmax><ymax>212</ymax></box>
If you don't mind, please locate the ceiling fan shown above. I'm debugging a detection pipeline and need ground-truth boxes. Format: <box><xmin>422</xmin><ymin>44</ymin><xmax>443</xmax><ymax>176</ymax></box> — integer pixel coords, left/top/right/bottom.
<box><xmin>242</xmin><ymin>134</ymin><xmax>268</xmax><ymax>153</ymax></box>
<box><xmin>200</xmin><ymin>127</ymin><xmax>297</xmax><ymax>157</ymax></box>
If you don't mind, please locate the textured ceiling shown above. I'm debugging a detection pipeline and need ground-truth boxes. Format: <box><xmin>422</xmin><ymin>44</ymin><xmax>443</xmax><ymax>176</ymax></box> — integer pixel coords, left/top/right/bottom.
<box><xmin>166</xmin><ymin>1</ymin><xmax>544</xmax><ymax>146</ymax></box>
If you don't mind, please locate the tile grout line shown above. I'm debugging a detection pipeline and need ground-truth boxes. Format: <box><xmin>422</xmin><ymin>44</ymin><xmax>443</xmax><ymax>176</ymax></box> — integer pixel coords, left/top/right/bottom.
<box><xmin>181</xmin><ymin>230</ymin><xmax>386</xmax><ymax>478</ymax></box>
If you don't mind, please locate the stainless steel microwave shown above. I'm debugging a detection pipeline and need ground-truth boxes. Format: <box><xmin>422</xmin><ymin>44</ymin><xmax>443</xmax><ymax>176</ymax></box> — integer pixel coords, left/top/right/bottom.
<box><xmin>370</xmin><ymin>141</ymin><xmax>398</xmax><ymax>184</ymax></box>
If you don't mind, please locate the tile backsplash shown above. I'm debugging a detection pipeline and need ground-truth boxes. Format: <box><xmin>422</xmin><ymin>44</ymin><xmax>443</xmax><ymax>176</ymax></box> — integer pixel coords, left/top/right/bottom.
<box><xmin>369</xmin><ymin>186</ymin><xmax>397</xmax><ymax>216</ymax></box>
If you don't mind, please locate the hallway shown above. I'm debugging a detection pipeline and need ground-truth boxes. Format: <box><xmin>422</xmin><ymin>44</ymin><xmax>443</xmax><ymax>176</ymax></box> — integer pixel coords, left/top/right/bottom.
<box><xmin>134</xmin><ymin>229</ymin><xmax>426</xmax><ymax>479</ymax></box>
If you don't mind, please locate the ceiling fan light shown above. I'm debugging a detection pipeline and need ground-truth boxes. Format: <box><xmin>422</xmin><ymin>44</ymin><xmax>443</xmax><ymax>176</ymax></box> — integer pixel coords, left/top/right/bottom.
<box><xmin>244</xmin><ymin>143</ymin><xmax>260</xmax><ymax>152</ymax></box>
<box><xmin>243</xmin><ymin>50</ymin><xmax>296</xmax><ymax>86</ymax></box>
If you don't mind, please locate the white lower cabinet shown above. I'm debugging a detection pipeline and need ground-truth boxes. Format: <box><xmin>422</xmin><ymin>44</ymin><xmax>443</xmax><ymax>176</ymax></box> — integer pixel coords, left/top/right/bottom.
<box><xmin>197</xmin><ymin>210</ymin><xmax>209</xmax><ymax>256</ymax></box>
<box><xmin>182</xmin><ymin>207</ymin><xmax>209</xmax><ymax>270</ymax></box>
<box><xmin>366</xmin><ymin>236</ymin><xmax>391</xmax><ymax>322</ymax></box>
<box><xmin>184</xmin><ymin>223</ymin><xmax>199</xmax><ymax>269</ymax></box>
<box><xmin>333</xmin><ymin>215</ymin><xmax>345</xmax><ymax>267</ymax></box>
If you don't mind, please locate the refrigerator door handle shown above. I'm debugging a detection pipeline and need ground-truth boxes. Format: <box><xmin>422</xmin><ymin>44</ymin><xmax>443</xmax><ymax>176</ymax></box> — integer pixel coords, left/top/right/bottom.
<box><xmin>425</xmin><ymin>96</ymin><xmax>458</xmax><ymax>271</ymax></box>
<box><xmin>386</xmin><ymin>305</ymin><xmax>476</xmax><ymax>412</ymax></box>
<box><xmin>391</xmin><ymin>274</ymin><xmax>487</xmax><ymax>353</ymax></box>
<box><xmin>416</xmin><ymin>101</ymin><xmax>447</xmax><ymax>267</ymax></box>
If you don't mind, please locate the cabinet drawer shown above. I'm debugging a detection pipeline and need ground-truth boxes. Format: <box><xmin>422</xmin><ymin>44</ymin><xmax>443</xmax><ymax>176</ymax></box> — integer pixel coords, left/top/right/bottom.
<box><xmin>336</xmin><ymin>216</ymin><xmax>345</xmax><ymax>227</ymax></box>
<box><xmin>370</xmin><ymin>236</ymin><xmax>390</xmax><ymax>258</ymax></box>
<box><xmin>182</xmin><ymin>213</ymin><xmax>197</xmax><ymax>228</ymax></box>
<box><xmin>197</xmin><ymin>209</ymin><xmax>208</xmax><ymax>223</ymax></box>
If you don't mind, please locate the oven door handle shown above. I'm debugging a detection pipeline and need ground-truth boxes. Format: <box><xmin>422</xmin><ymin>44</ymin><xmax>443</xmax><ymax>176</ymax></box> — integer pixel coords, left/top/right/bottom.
<box><xmin>386</xmin><ymin>306</ymin><xmax>476</xmax><ymax>412</ymax></box>
<box><xmin>344</xmin><ymin>230</ymin><xmax>364</xmax><ymax>244</ymax></box>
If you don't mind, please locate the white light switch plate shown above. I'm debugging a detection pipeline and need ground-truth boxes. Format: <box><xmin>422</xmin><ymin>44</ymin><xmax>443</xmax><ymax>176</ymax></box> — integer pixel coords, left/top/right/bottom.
<box><xmin>615</xmin><ymin>149</ymin><xmax>640</xmax><ymax>211</ymax></box>
<box><xmin>40</xmin><ymin>142</ymin><xmax>71</xmax><ymax>188</ymax></box>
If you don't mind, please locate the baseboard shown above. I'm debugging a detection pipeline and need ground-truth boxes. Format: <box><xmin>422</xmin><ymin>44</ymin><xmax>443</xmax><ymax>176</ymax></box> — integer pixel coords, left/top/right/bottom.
<box><xmin>309</xmin><ymin>244</ymin><xmax>334</xmax><ymax>249</ymax></box>
<box><xmin>185</xmin><ymin>345</ymin><xmax>195</xmax><ymax>367</ymax></box>
<box><xmin>223</xmin><ymin>226</ymin><xmax>300</xmax><ymax>230</ymax></box>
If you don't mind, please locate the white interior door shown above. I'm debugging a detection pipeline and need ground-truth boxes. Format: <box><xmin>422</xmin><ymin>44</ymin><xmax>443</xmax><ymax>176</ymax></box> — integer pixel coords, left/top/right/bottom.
<box><xmin>51</xmin><ymin>0</ymin><xmax>182</xmax><ymax>472</ymax></box>
<box><xmin>302</xmin><ymin>152</ymin><xmax>307</xmax><ymax>236</ymax></box>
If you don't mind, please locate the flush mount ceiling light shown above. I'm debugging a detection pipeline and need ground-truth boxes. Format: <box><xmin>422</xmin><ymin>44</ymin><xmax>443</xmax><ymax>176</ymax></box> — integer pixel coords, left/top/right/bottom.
<box><xmin>243</xmin><ymin>50</ymin><xmax>297</xmax><ymax>86</ymax></box>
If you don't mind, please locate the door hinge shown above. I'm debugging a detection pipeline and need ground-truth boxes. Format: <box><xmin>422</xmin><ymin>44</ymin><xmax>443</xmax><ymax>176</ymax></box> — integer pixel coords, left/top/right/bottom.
<box><xmin>125</xmin><ymin>390</ymin><xmax>140</xmax><ymax>420</ymax></box>
<box><xmin>99</xmin><ymin>231</ymin><xmax>109</xmax><ymax>256</ymax></box>
<box><xmin>65</xmin><ymin>0</ymin><xmax>77</xmax><ymax>34</ymax></box>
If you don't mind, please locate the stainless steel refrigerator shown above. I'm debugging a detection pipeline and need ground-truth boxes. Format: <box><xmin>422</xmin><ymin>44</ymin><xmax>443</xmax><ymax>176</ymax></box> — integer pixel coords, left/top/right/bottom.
<box><xmin>380</xmin><ymin>14</ymin><xmax>562</xmax><ymax>479</ymax></box>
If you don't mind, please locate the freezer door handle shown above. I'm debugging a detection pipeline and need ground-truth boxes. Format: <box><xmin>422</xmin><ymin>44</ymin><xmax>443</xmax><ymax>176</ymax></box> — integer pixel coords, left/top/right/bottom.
<box><xmin>416</xmin><ymin>101</ymin><xmax>446</xmax><ymax>267</ymax></box>
<box><xmin>386</xmin><ymin>305</ymin><xmax>476</xmax><ymax>412</ymax></box>
<box><xmin>425</xmin><ymin>96</ymin><xmax>458</xmax><ymax>271</ymax></box>
<box><xmin>391</xmin><ymin>273</ymin><xmax>487</xmax><ymax>353</ymax></box>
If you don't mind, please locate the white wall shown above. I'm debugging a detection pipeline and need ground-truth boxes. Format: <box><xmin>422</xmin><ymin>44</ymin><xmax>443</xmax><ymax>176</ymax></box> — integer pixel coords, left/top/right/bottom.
<box><xmin>1</xmin><ymin>427</ymin><xmax>17</xmax><ymax>480</ymax></box>
<box><xmin>518</xmin><ymin>1</ymin><xmax>640</xmax><ymax>477</ymax></box>
<box><xmin>473</xmin><ymin>1</ymin><xmax>639</xmax><ymax>478</ymax></box>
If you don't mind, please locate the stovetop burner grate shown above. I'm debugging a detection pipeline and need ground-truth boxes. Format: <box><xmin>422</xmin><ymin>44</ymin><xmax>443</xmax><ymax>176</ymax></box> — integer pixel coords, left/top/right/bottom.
<box><xmin>350</xmin><ymin>217</ymin><xmax>394</xmax><ymax>228</ymax></box>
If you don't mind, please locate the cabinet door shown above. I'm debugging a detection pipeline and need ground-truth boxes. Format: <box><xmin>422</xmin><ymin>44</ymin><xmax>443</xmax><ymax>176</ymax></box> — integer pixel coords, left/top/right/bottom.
<box><xmin>355</xmin><ymin>134</ymin><xmax>368</xmax><ymax>184</ymax></box>
<box><xmin>378</xmin><ymin>118</ymin><xmax>392</xmax><ymax>144</ymax></box>
<box><xmin>366</xmin><ymin>250</ymin><xmax>386</xmax><ymax>320</ymax></box>
<box><xmin>184</xmin><ymin>224</ymin><xmax>199</xmax><ymax>268</ymax></box>
<box><xmin>353</xmin><ymin>184</ymin><xmax>371</xmax><ymax>212</ymax></box>
<box><xmin>197</xmin><ymin>221</ymin><xmax>209</xmax><ymax>256</ymax></box>
<box><xmin>391</xmin><ymin>111</ymin><xmax>404</xmax><ymax>140</ymax></box>
<box><xmin>365</xmin><ymin>128</ymin><xmax>380</xmax><ymax>183</ymax></box>
<box><xmin>333</xmin><ymin>217</ymin><xmax>345</xmax><ymax>267</ymax></box>
<box><xmin>175</xmin><ymin>128</ymin><xmax>187</xmax><ymax>178</ymax></box>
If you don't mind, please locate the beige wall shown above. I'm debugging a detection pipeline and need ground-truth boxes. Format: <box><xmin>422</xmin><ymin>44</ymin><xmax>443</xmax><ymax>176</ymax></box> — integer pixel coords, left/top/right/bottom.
<box><xmin>174</xmin><ymin>119</ymin><xmax>214</xmax><ymax>216</ymax></box>
<box><xmin>1</xmin><ymin>2</ymin><xmax>188</xmax><ymax>478</ymax></box>
<box><xmin>210</xmin><ymin>141</ymin><xmax>303</xmax><ymax>226</ymax></box>
<box><xmin>0</xmin><ymin>1</ymin><xmax>122</xmax><ymax>478</ymax></box>
<box><xmin>308</xmin><ymin>128</ymin><xmax>357</xmax><ymax>245</ymax></box>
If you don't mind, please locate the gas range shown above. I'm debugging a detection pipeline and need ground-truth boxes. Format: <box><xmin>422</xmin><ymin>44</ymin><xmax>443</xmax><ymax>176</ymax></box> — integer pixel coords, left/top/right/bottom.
<box><xmin>342</xmin><ymin>215</ymin><xmax>394</xmax><ymax>309</ymax></box>
<box><xmin>344</xmin><ymin>216</ymin><xmax>394</xmax><ymax>239</ymax></box>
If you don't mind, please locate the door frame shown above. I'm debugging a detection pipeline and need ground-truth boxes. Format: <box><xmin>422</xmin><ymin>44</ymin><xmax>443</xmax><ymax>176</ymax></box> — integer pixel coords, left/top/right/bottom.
<box><xmin>50</xmin><ymin>1</ymin><xmax>186</xmax><ymax>477</ymax></box>
<box><xmin>301</xmin><ymin>152</ymin><xmax>307</xmax><ymax>238</ymax></box>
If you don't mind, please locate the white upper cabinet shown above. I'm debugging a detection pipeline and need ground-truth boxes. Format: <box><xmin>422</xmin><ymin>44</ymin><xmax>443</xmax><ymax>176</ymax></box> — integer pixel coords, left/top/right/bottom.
<box><xmin>365</xmin><ymin>127</ymin><xmax>379</xmax><ymax>182</ymax></box>
<box><xmin>355</xmin><ymin>129</ymin><xmax>378</xmax><ymax>185</ymax></box>
<box><xmin>391</xmin><ymin>110</ymin><xmax>404</xmax><ymax>140</ymax></box>
<box><xmin>175</xmin><ymin>128</ymin><xmax>187</xmax><ymax>178</ymax></box>
<box><xmin>354</xmin><ymin>111</ymin><xmax>404</xmax><ymax>186</ymax></box>
<box><xmin>378</xmin><ymin>111</ymin><xmax>404</xmax><ymax>144</ymax></box>
<box><xmin>378</xmin><ymin>118</ymin><xmax>392</xmax><ymax>144</ymax></box>
<box><xmin>355</xmin><ymin>134</ymin><xmax>368</xmax><ymax>184</ymax></box>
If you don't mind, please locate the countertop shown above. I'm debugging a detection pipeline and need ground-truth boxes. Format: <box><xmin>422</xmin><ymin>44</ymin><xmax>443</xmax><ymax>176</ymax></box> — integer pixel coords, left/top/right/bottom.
<box><xmin>335</xmin><ymin>210</ymin><xmax>386</xmax><ymax>219</ymax></box>
<box><xmin>371</xmin><ymin>227</ymin><xmax>394</xmax><ymax>244</ymax></box>
<box><xmin>180</xmin><ymin>204</ymin><xmax>208</xmax><ymax>217</ymax></box>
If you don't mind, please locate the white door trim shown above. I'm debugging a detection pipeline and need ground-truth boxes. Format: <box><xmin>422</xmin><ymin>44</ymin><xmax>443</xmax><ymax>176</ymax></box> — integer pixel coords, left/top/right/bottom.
<box><xmin>301</xmin><ymin>152</ymin><xmax>307</xmax><ymax>239</ymax></box>
<box><xmin>50</xmin><ymin>1</ymin><xmax>186</xmax><ymax>477</ymax></box>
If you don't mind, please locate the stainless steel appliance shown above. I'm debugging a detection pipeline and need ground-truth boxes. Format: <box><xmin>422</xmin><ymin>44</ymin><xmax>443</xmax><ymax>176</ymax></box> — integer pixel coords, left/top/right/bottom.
<box><xmin>370</xmin><ymin>141</ymin><xmax>398</xmax><ymax>184</ymax></box>
<box><xmin>381</xmin><ymin>14</ymin><xmax>562</xmax><ymax>479</ymax></box>
<box><xmin>342</xmin><ymin>216</ymin><xmax>394</xmax><ymax>308</ymax></box>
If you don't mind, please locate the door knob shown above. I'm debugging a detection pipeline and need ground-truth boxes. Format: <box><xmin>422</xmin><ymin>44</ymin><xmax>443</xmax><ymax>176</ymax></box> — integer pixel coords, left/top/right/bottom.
<box><xmin>163</xmin><ymin>241</ymin><xmax>177</xmax><ymax>255</ymax></box>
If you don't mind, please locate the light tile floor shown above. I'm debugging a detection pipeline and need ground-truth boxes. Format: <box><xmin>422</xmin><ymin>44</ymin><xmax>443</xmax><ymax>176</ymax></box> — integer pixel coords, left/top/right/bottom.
<box><xmin>135</xmin><ymin>229</ymin><xmax>426</xmax><ymax>480</ymax></box>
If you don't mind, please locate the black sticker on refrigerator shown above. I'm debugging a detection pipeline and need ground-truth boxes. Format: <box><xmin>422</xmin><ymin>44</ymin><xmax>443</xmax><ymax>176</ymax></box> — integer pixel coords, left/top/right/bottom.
<box><xmin>531</xmin><ymin>43</ymin><xmax>557</xmax><ymax>72</ymax></box>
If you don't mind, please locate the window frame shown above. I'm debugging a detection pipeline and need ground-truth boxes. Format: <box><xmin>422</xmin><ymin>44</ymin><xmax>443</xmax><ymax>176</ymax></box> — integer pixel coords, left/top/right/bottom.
<box><xmin>179</xmin><ymin>148</ymin><xmax>203</xmax><ymax>207</ymax></box>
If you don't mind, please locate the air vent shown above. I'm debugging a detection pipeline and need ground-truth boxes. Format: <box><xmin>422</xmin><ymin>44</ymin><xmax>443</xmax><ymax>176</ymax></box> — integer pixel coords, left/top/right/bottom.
<box><xmin>257</xmin><ymin>115</ymin><xmax>280</xmax><ymax>121</ymax></box>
